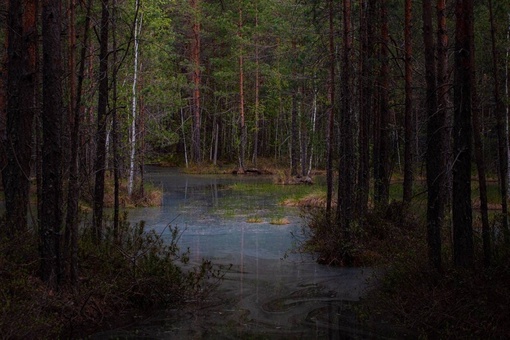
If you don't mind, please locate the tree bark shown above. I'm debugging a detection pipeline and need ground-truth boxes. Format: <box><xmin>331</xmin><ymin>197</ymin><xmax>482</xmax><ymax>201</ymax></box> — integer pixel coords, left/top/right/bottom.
<box><xmin>111</xmin><ymin>0</ymin><xmax>120</xmax><ymax>241</ymax></box>
<box><xmin>326</xmin><ymin>0</ymin><xmax>336</xmax><ymax>215</ymax></box>
<box><xmin>92</xmin><ymin>0</ymin><xmax>110</xmax><ymax>242</ymax></box>
<box><xmin>2</xmin><ymin>0</ymin><xmax>38</xmax><ymax>235</ymax></box>
<box><xmin>403</xmin><ymin>0</ymin><xmax>414</xmax><ymax>202</ymax></box>
<box><xmin>0</xmin><ymin>2</ymin><xmax>6</xmax><ymax>181</ymax></box>
<box><xmin>452</xmin><ymin>0</ymin><xmax>474</xmax><ymax>268</ymax></box>
<box><xmin>252</xmin><ymin>0</ymin><xmax>260</xmax><ymax>167</ymax></box>
<box><xmin>471</xmin><ymin>58</ymin><xmax>491</xmax><ymax>267</ymax></box>
<box><xmin>238</xmin><ymin>3</ymin><xmax>246</xmax><ymax>172</ymax></box>
<box><xmin>128</xmin><ymin>0</ymin><xmax>141</xmax><ymax>197</ymax></box>
<box><xmin>437</xmin><ymin>0</ymin><xmax>451</xmax><ymax>206</ymax></box>
<box><xmin>357</xmin><ymin>0</ymin><xmax>375</xmax><ymax>222</ymax></box>
<box><xmin>338</xmin><ymin>0</ymin><xmax>354</xmax><ymax>264</ymax></box>
<box><xmin>291</xmin><ymin>89</ymin><xmax>299</xmax><ymax>177</ymax></box>
<box><xmin>488</xmin><ymin>0</ymin><xmax>509</xmax><ymax>242</ymax></box>
<box><xmin>191</xmin><ymin>0</ymin><xmax>201</xmax><ymax>163</ymax></box>
<box><xmin>374</xmin><ymin>0</ymin><xmax>390</xmax><ymax>207</ymax></box>
<box><xmin>41</xmin><ymin>0</ymin><xmax>64</xmax><ymax>288</ymax></box>
<box><xmin>423</xmin><ymin>0</ymin><xmax>443</xmax><ymax>271</ymax></box>
<box><xmin>64</xmin><ymin>0</ymin><xmax>91</xmax><ymax>285</ymax></box>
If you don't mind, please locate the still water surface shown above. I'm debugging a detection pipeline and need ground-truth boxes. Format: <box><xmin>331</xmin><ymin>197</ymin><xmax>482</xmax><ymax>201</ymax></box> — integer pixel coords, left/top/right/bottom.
<box><xmin>94</xmin><ymin>167</ymin><xmax>392</xmax><ymax>339</ymax></box>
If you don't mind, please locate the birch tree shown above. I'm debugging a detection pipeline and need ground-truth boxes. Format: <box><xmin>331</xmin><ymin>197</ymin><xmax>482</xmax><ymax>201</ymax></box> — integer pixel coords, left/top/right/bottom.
<box><xmin>128</xmin><ymin>0</ymin><xmax>142</xmax><ymax>197</ymax></box>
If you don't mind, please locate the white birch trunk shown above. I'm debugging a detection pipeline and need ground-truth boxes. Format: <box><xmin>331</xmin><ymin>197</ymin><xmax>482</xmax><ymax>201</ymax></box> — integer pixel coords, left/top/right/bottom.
<box><xmin>128</xmin><ymin>3</ymin><xmax>141</xmax><ymax>196</ymax></box>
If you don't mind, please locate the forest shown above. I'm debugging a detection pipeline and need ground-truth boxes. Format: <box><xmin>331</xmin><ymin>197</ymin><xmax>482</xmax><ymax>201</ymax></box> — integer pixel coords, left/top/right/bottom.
<box><xmin>1</xmin><ymin>0</ymin><xmax>510</xmax><ymax>337</ymax></box>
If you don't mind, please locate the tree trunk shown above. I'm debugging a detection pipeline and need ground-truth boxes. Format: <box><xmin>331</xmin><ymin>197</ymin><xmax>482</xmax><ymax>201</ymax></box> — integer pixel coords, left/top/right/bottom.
<box><xmin>338</xmin><ymin>0</ymin><xmax>354</xmax><ymax>264</ymax></box>
<box><xmin>423</xmin><ymin>0</ymin><xmax>443</xmax><ymax>271</ymax></box>
<box><xmin>308</xmin><ymin>84</ymin><xmax>317</xmax><ymax>176</ymax></box>
<box><xmin>452</xmin><ymin>0</ymin><xmax>474</xmax><ymax>268</ymax></box>
<box><xmin>0</xmin><ymin>4</ymin><xmax>6</xmax><ymax>181</ymax></box>
<box><xmin>357</xmin><ymin>0</ymin><xmax>375</xmax><ymax>222</ymax></box>
<box><xmin>2</xmin><ymin>0</ymin><xmax>38</xmax><ymax>235</ymax></box>
<box><xmin>437</xmin><ymin>0</ymin><xmax>451</xmax><ymax>207</ymax></box>
<box><xmin>41</xmin><ymin>0</ymin><xmax>64</xmax><ymax>288</ymax></box>
<box><xmin>128</xmin><ymin>0</ymin><xmax>141</xmax><ymax>197</ymax></box>
<box><xmin>238</xmin><ymin>3</ymin><xmax>246</xmax><ymax>172</ymax></box>
<box><xmin>326</xmin><ymin>0</ymin><xmax>336</xmax><ymax>215</ymax></box>
<box><xmin>65</xmin><ymin>0</ymin><xmax>92</xmax><ymax>285</ymax></box>
<box><xmin>138</xmin><ymin>88</ymin><xmax>145</xmax><ymax>197</ymax></box>
<box><xmin>111</xmin><ymin>0</ymin><xmax>120</xmax><ymax>241</ymax></box>
<box><xmin>488</xmin><ymin>0</ymin><xmax>509</xmax><ymax>242</ymax></box>
<box><xmin>252</xmin><ymin>0</ymin><xmax>260</xmax><ymax>167</ymax></box>
<box><xmin>291</xmin><ymin>90</ymin><xmax>299</xmax><ymax>177</ymax></box>
<box><xmin>92</xmin><ymin>0</ymin><xmax>110</xmax><ymax>242</ymax></box>
<box><xmin>374</xmin><ymin>0</ymin><xmax>390</xmax><ymax>207</ymax></box>
<box><xmin>403</xmin><ymin>0</ymin><xmax>414</xmax><ymax>202</ymax></box>
<box><xmin>191</xmin><ymin>0</ymin><xmax>201</xmax><ymax>163</ymax></box>
<box><xmin>471</xmin><ymin>58</ymin><xmax>491</xmax><ymax>267</ymax></box>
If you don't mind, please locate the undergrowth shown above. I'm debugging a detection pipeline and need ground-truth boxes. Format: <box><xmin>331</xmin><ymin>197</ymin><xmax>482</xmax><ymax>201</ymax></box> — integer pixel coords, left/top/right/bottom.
<box><xmin>300</xmin><ymin>201</ymin><xmax>510</xmax><ymax>337</ymax></box>
<box><xmin>299</xmin><ymin>201</ymin><xmax>419</xmax><ymax>266</ymax></box>
<box><xmin>0</xmin><ymin>216</ymin><xmax>227</xmax><ymax>338</ymax></box>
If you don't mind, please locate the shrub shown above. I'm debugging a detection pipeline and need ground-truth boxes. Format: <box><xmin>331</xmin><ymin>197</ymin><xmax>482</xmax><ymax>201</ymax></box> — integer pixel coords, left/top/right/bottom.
<box><xmin>0</xmin><ymin>216</ymin><xmax>228</xmax><ymax>338</ymax></box>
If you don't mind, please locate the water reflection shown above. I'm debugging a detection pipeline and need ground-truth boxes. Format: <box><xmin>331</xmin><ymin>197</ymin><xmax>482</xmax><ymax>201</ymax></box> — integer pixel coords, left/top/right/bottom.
<box><xmin>94</xmin><ymin>167</ymin><xmax>397</xmax><ymax>339</ymax></box>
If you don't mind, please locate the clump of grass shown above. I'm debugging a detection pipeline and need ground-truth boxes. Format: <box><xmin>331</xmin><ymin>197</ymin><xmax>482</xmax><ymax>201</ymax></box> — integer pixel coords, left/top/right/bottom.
<box><xmin>282</xmin><ymin>191</ymin><xmax>329</xmax><ymax>208</ymax></box>
<box><xmin>246</xmin><ymin>216</ymin><xmax>263</xmax><ymax>223</ymax></box>
<box><xmin>270</xmin><ymin>217</ymin><xmax>290</xmax><ymax>225</ymax></box>
<box><xmin>182</xmin><ymin>162</ymin><xmax>225</xmax><ymax>174</ymax></box>
<box><xmin>84</xmin><ymin>176</ymin><xmax>163</xmax><ymax>209</ymax></box>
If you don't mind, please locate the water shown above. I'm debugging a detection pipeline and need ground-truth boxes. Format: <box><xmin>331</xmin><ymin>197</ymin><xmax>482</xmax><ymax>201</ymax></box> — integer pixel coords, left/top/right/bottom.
<box><xmin>94</xmin><ymin>167</ymin><xmax>396</xmax><ymax>339</ymax></box>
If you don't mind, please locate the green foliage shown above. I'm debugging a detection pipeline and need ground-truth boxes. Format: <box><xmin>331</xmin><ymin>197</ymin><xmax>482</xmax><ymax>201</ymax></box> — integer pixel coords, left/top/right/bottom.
<box><xmin>80</xmin><ymin>217</ymin><xmax>228</xmax><ymax>309</ymax></box>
